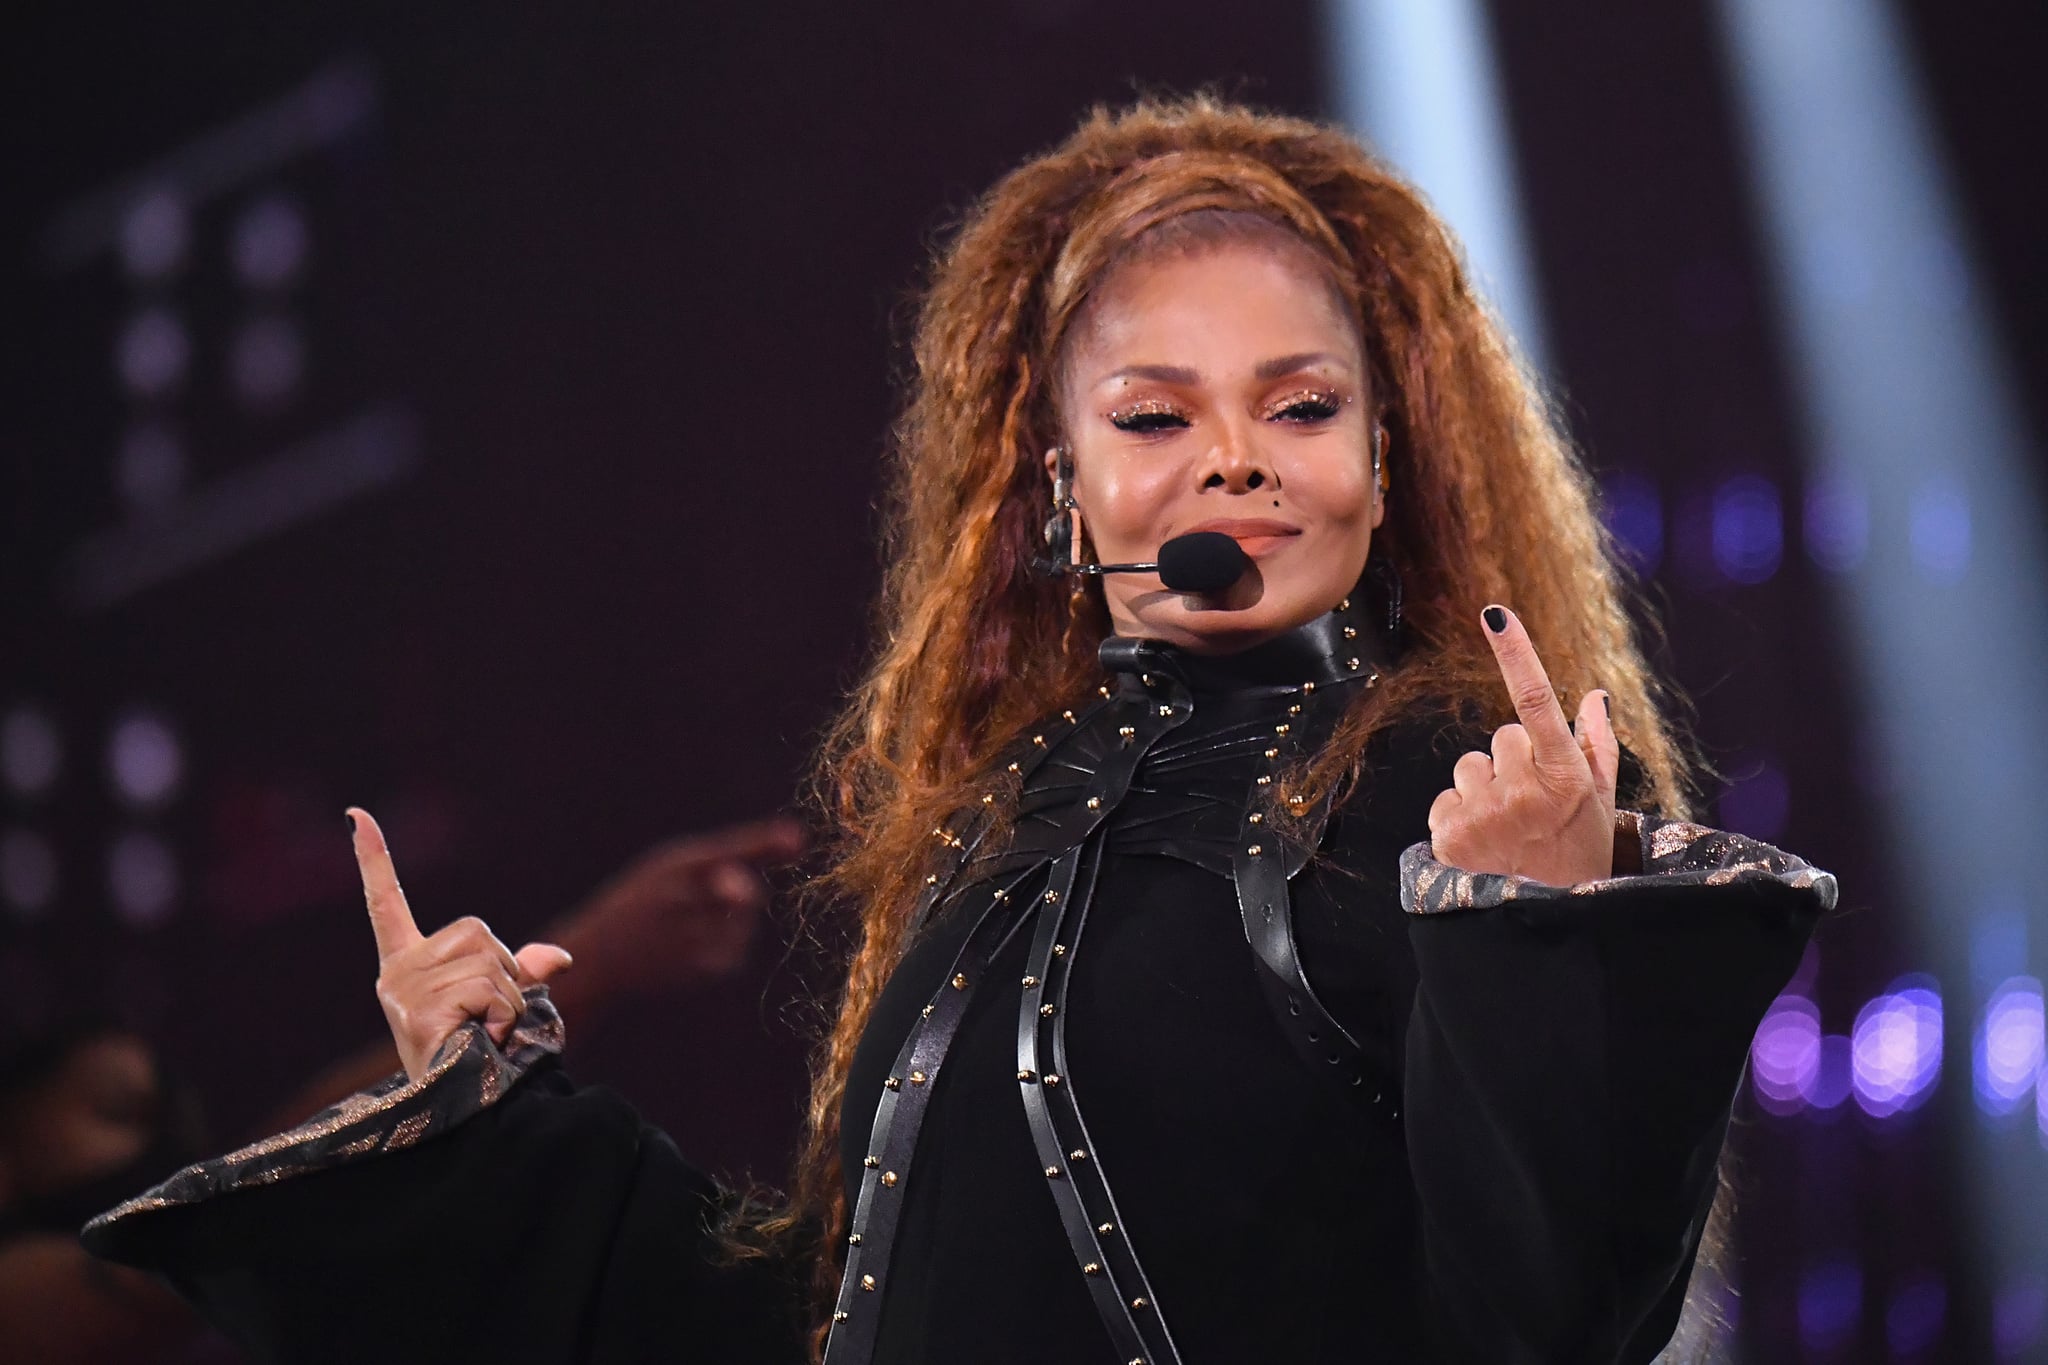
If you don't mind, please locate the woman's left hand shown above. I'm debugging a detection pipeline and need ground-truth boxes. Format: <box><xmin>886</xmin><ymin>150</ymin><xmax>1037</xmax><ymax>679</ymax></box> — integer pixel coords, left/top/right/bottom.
<box><xmin>1427</xmin><ymin>604</ymin><xmax>1619</xmax><ymax>886</ymax></box>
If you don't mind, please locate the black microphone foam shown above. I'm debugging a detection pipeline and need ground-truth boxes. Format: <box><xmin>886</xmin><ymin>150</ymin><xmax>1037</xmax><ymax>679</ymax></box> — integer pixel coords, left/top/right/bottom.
<box><xmin>1156</xmin><ymin>531</ymin><xmax>1251</xmax><ymax>594</ymax></box>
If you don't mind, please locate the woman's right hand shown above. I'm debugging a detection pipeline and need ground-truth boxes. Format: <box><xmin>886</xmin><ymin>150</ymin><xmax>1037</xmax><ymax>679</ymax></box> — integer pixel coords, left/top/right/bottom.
<box><xmin>348</xmin><ymin>807</ymin><xmax>575</xmax><ymax>1083</ymax></box>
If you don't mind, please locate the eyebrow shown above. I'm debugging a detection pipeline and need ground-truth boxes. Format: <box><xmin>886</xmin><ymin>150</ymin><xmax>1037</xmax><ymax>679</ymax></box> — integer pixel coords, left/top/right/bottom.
<box><xmin>1095</xmin><ymin>352</ymin><xmax>1348</xmax><ymax>388</ymax></box>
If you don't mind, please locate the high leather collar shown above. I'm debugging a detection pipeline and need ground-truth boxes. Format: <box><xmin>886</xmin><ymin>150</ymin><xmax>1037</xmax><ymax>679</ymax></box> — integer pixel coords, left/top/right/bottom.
<box><xmin>1097</xmin><ymin>593</ymin><xmax>1389</xmax><ymax>696</ymax></box>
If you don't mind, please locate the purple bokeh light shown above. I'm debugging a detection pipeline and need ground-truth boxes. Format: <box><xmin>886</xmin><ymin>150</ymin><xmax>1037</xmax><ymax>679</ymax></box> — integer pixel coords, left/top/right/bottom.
<box><xmin>1851</xmin><ymin>976</ymin><xmax>1943</xmax><ymax>1118</ymax></box>
<box><xmin>1602</xmin><ymin>469</ymin><xmax>1663</xmax><ymax>574</ymax></box>
<box><xmin>1799</xmin><ymin>1259</ymin><xmax>1862</xmax><ymax>1354</ymax></box>
<box><xmin>1975</xmin><ymin>977</ymin><xmax>2044</xmax><ymax>1117</ymax></box>
<box><xmin>109</xmin><ymin>711</ymin><xmax>182</xmax><ymax>808</ymax></box>
<box><xmin>1712</xmin><ymin>474</ymin><xmax>1783</xmax><ymax>584</ymax></box>
<box><xmin>1804</xmin><ymin>470</ymin><xmax>1869</xmax><ymax>573</ymax></box>
<box><xmin>1753</xmin><ymin>994</ymin><xmax>1821</xmax><ymax>1114</ymax></box>
<box><xmin>1886</xmin><ymin>1272</ymin><xmax>1947</xmax><ymax>1358</ymax></box>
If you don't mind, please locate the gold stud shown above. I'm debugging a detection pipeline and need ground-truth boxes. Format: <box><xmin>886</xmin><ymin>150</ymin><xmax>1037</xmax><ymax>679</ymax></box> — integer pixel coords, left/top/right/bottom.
<box><xmin>993</xmin><ymin>887</ymin><xmax>1009</xmax><ymax>901</ymax></box>
<box><xmin>1131</xmin><ymin>1356</ymin><xmax>1146</xmax><ymax>1364</ymax></box>
<box><xmin>925</xmin><ymin>873</ymin><xmax>939</xmax><ymax>886</ymax></box>
<box><xmin>1140</xmin><ymin>673</ymin><xmax>1153</xmax><ymax>686</ymax></box>
<box><xmin>1347</xmin><ymin>656</ymin><xmax>1361</xmax><ymax>670</ymax></box>
<box><xmin>952</xmin><ymin>973</ymin><xmax>969</xmax><ymax>990</ymax></box>
<box><xmin>1085</xmin><ymin>796</ymin><xmax>1101</xmax><ymax>810</ymax></box>
<box><xmin>982</xmin><ymin>793</ymin><xmax>995</xmax><ymax>805</ymax></box>
<box><xmin>861</xmin><ymin>1275</ymin><xmax>876</xmax><ymax>1291</ymax></box>
<box><xmin>1302</xmin><ymin>681</ymin><xmax>1316</xmax><ymax>694</ymax></box>
<box><xmin>1046</xmin><ymin>1165</ymin><xmax>1063</xmax><ymax>1179</ymax></box>
<box><xmin>1288</xmin><ymin>704</ymin><xmax>1302</xmax><ymax>715</ymax></box>
<box><xmin>1098</xmin><ymin>1221</ymin><xmax>1115</xmax><ymax>1235</ymax></box>
<box><xmin>848</xmin><ymin>1233</ymin><xmax>863</xmax><ymax>1245</ymax></box>
<box><xmin>833</xmin><ymin>1310</ymin><xmax>850</xmax><ymax>1322</ymax></box>
<box><xmin>1158</xmin><ymin>704</ymin><xmax>1173</xmax><ymax>717</ymax></box>
<box><xmin>1044</xmin><ymin>889</ymin><xmax>1060</xmax><ymax>903</ymax></box>
<box><xmin>1274</xmin><ymin>723</ymin><xmax>1290</xmax><ymax>735</ymax></box>
<box><xmin>910</xmin><ymin>1071</ymin><xmax>926</xmax><ymax>1085</ymax></box>
<box><xmin>1288</xmin><ymin>793</ymin><xmax>1307</xmax><ymax>808</ymax></box>
<box><xmin>1118</xmin><ymin>725</ymin><xmax>1136</xmax><ymax>744</ymax></box>
<box><xmin>920</xmin><ymin>1004</ymin><xmax>934</xmax><ymax>1018</ymax></box>
<box><xmin>1098</xmin><ymin>684</ymin><xmax>1112</xmax><ymax>698</ymax></box>
<box><xmin>1022</xmin><ymin>974</ymin><xmax>1040</xmax><ymax>987</ymax></box>
<box><xmin>1264</xmin><ymin>747</ymin><xmax>1279</xmax><ymax>759</ymax></box>
<box><xmin>1256</xmin><ymin>775</ymin><xmax>1272</xmax><ymax>786</ymax></box>
<box><xmin>1062</xmin><ymin>710</ymin><xmax>1076</xmax><ymax>723</ymax></box>
<box><xmin>1069</xmin><ymin>1148</ymin><xmax>1087</xmax><ymax>1161</ymax></box>
<box><xmin>1248</xmin><ymin>812</ymin><xmax>1263</xmax><ymax>824</ymax></box>
<box><xmin>1339</xmin><ymin>597</ymin><xmax>1351</xmax><ymax>610</ymax></box>
<box><xmin>885</xmin><ymin>1077</ymin><xmax>901</xmax><ymax>1091</ymax></box>
<box><xmin>1040</xmin><ymin>1003</ymin><xmax>1056</xmax><ymax>1017</ymax></box>
<box><xmin>1343</xmin><ymin>625</ymin><xmax>1357</xmax><ymax>639</ymax></box>
<box><xmin>863</xmin><ymin>1155</ymin><xmax>879</xmax><ymax>1168</ymax></box>
<box><xmin>1052</xmin><ymin>944</ymin><xmax>1066</xmax><ymax>956</ymax></box>
<box><xmin>1019</xmin><ymin>1069</ymin><xmax>1037</xmax><ymax>1082</ymax></box>
<box><xmin>1083</xmin><ymin>1261</ymin><xmax>1101</xmax><ymax>1275</ymax></box>
<box><xmin>1008</xmin><ymin>761</ymin><xmax>1021</xmax><ymax>774</ymax></box>
<box><xmin>1044</xmin><ymin>1073</ymin><xmax>1061</xmax><ymax>1086</ymax></box>
<box><xmin>881</xmin><ymin>1171</ymin><xmax>897</xmax><ymax>1186</ymax></box>
<box><xmin>1132</xmin><ymin>1297</ymin><xmax>1148</xmax><ymax>1310</ymax></box>
<box><xmin>1247</xmin><ymin>844</ymin><xmax>1263</xmax><ymax>857</ymax></box>
<box><xmin>1032</xmin><ymin>734</ymin><xmax>1047</xmax><ymax>747</ymax></box>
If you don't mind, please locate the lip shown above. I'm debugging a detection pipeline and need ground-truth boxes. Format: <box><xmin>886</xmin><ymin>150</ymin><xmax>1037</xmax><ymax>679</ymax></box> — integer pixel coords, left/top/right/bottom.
<box><xmin>1180</xmin><ymin>518</ymin><xmax>1303</xmax><ymax>556</ymax></box>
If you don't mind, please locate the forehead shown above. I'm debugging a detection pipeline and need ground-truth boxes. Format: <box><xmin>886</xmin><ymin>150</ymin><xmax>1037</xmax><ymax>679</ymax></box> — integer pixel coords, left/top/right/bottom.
<box><xmin>1062</xmin><ymin>236</ymin><xmax>1364</xmax><ymax>382</ymax></box>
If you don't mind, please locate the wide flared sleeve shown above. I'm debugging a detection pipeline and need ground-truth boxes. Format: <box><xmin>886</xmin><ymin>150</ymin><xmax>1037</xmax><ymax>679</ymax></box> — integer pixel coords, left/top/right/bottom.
<box><xmin>1396</xmin><ymin>813</ymin><xmax>1836</xmax><ymax>1364</ymax></box>
<box><xmin>80</xmin><ymin>991</ymin><xmax>808</xmax><ymax>1365</ymax></box>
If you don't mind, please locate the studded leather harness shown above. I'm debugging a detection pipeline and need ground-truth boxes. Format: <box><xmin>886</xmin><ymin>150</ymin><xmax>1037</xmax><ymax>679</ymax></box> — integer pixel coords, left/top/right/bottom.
<box><xmin>824</xmin><ymin>602</ymin><xmax>1393</xmax><ymax>1365</ymax></box>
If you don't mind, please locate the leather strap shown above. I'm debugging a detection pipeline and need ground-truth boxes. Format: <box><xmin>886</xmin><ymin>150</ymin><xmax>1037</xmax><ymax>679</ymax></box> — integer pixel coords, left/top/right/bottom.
<box><xmin>1015</xmin><ymin>678</ymin><xmax>1192</xmax><ymax>1365</ymax></box>
<box><xmin>1231</xmin><ymin>674</ymin><xmax>1401</xmax><ymax>1118</ymax></box>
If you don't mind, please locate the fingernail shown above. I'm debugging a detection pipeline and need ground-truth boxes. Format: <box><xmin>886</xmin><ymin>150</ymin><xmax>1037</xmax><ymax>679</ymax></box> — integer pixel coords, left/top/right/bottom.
<box><xmin>1601</xmin><ymin>692</ymin><xmax>1612</xmax><ymax>719</ymax></box>
<box><xmin>345</xmin><ymin>810</ymin><xmax>358</xmax><ymax>835</ymax></box>
<box><xmin>1483</xmin><ymin>605</ymin><xmax>1507</xmax><ymax>634</ymax></box>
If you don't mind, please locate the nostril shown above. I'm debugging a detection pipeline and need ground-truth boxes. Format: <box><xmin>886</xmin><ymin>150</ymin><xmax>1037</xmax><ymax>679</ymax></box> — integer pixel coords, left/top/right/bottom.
<box><xmin>1246</xmin><ymin>471</ymin><xmax>1264</xmax><ymax>489</ymax></box>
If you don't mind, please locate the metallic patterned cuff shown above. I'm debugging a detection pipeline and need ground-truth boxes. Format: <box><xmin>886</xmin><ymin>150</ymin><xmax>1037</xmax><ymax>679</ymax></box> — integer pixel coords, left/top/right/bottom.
<box><xmin>85</xmin><ymin>988</ymin><xmax>565</xmax><ymax>1236</ymax></box>
<box><xmin>1399</xmin><ymin>810</ymin><xmax>1840</xmax><ymax>916</ymax></box>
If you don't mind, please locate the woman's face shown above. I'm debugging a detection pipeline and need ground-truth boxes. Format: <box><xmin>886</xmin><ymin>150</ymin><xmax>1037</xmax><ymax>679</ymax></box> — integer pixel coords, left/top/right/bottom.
<box><xmin>1053</xmin><ymin>237</ymin><xmax>1381</xmax><ymax>654</ymax></box>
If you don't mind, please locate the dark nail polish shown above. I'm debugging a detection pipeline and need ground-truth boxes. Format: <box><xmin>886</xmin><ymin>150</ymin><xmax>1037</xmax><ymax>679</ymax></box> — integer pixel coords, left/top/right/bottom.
<box><xmin>1601</xmin><ymin>693</ymin><xmax>1612</xmax><ymax>718</ymax></box>
<box><xmin>1483</xmin><ymin>605</ymin><xmax>1507</xmax><ymax>633</ymax></box>
<box><xmin>346</xmin><ymin>811</ymin><xmax>358</xmax><ymax>835</ymax></box>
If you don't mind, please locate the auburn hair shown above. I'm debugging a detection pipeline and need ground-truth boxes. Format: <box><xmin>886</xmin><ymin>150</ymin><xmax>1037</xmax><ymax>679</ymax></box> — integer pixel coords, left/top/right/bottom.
<box><xmin>764</xmin><ymin>94</ymin><xmax>1709</xmax><ymax>1356</ymax></box>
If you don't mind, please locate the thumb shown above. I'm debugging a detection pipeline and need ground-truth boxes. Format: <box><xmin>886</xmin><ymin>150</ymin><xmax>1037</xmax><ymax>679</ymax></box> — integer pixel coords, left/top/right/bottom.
<box><xmin>513</xmin><ymin>942</ymin><xmax>575</xmax><ymax>985</ymax></box>
<box><xmin>1575</xmin><ymin>690</ymin><xmax>1620</xmax><ymax>802</ymax></box>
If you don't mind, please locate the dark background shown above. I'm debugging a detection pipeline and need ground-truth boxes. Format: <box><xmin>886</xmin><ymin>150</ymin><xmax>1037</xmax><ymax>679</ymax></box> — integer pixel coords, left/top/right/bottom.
<box><xmin>5</xmin><ymin>3</ymin><xmax>2045</xmax><ymax>1360</ymax></box>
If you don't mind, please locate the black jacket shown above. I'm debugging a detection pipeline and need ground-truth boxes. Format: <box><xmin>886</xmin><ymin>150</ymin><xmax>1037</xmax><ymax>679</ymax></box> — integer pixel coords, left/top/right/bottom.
<box><xmin>84</xmin><ymin>600</ymin><xmax>1834</xmax><ymax>1364</ymax></box>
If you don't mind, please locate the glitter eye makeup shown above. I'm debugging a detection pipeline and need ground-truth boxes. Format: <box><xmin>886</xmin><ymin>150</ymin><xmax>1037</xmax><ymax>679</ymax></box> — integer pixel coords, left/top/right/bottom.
<box><xmin>1259</xmin><ymin>388</ymin><xmax>1349</xmax><ymax>423</ymax></box>
<box><xmin>1106</xmin><ymin>398</ymin><xmax>1190</xmax><ymax>433</ymax></box>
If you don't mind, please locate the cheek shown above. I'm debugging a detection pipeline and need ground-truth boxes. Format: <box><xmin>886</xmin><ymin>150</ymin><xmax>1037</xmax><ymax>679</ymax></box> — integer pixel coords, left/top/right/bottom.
<box><xmin>1080</xmin><ymin>457</ymin><xmax>1182</xmax><ymax>540</ymax></box>
<box><xmin>1284</xmin><ymin>451</ymin><xmax>1375</xmax><ymax>526</ymax></box>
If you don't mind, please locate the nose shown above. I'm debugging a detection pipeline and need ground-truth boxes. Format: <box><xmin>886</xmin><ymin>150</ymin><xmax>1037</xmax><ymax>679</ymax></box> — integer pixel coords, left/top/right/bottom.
<box><xmin>1201</xmin><ymin>418</ymin><xmax>1274</xmax><ymax>493</ymax></box>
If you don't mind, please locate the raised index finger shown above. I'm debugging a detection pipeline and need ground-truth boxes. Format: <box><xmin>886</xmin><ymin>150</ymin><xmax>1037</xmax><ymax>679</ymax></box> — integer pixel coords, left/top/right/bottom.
<box><xmin>348</xmin><ymin>806</ymin><xmax>422</xmax><ymax>961</ymax></box>
<box><xmin>1480</xmin><ymin>605</ymin><xmax>1582</xmax><ymax>772</ymax></box>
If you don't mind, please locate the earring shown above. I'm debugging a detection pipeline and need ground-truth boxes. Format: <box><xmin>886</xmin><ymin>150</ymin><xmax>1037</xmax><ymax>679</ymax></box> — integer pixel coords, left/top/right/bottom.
<box><xmin>1040</xmin><ymin>445</ymin><xmax>1082</xmax><ymax>574</ymax></box>
<box><xmin>1371</xmin><ymin>423</ymin><xmax>1391</xmax><ymax>497</ymax></box>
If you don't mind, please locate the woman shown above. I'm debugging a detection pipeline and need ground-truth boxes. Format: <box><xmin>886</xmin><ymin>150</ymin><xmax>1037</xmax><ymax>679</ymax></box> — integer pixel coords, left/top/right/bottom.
<box><xmin>84</xmin><ymin>96</ymin><xmax>1836</xmax><ymax>1364</ymax></box>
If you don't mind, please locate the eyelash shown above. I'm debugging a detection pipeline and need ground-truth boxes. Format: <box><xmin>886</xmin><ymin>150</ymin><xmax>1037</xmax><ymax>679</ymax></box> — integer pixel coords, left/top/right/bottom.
<box><xmin>1106</xmin><ymin>389</ymin><xmax>1348</xmax><ymax>433</ymax></box>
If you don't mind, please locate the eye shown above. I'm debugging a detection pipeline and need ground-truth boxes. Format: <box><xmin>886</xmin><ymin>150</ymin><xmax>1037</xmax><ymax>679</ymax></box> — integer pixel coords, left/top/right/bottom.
<box><xmin>1263</xmin><ymin>389</ymin><xmax>1347</xmax><ymax>424</ymax></box>
<box><xmin>1107</xmin><ymin>399</ymin><xmax>1190</xmax><ymax>434</ymax></box>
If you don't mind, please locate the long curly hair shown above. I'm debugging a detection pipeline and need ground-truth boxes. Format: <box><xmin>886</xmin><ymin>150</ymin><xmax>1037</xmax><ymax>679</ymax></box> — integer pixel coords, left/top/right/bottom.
<box><xmin>764</xmin><ymin>94</ymin><xmax>1710</xmax><ymax>1357</ymax></box>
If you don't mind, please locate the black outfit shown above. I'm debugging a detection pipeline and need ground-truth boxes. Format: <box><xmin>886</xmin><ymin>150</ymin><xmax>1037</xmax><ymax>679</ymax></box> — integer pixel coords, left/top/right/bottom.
<box><xmin>84</xmin><ymin>600</ymin><xmax>1836</xmax><ymax>1364</ymax></box>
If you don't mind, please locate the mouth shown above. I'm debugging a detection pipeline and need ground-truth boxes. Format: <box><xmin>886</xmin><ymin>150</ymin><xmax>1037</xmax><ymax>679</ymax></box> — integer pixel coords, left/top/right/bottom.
<box><xmin>1180</xmin><ymin>518</ymin><xmax>1303</xmax><ymax>558</ymax></box>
